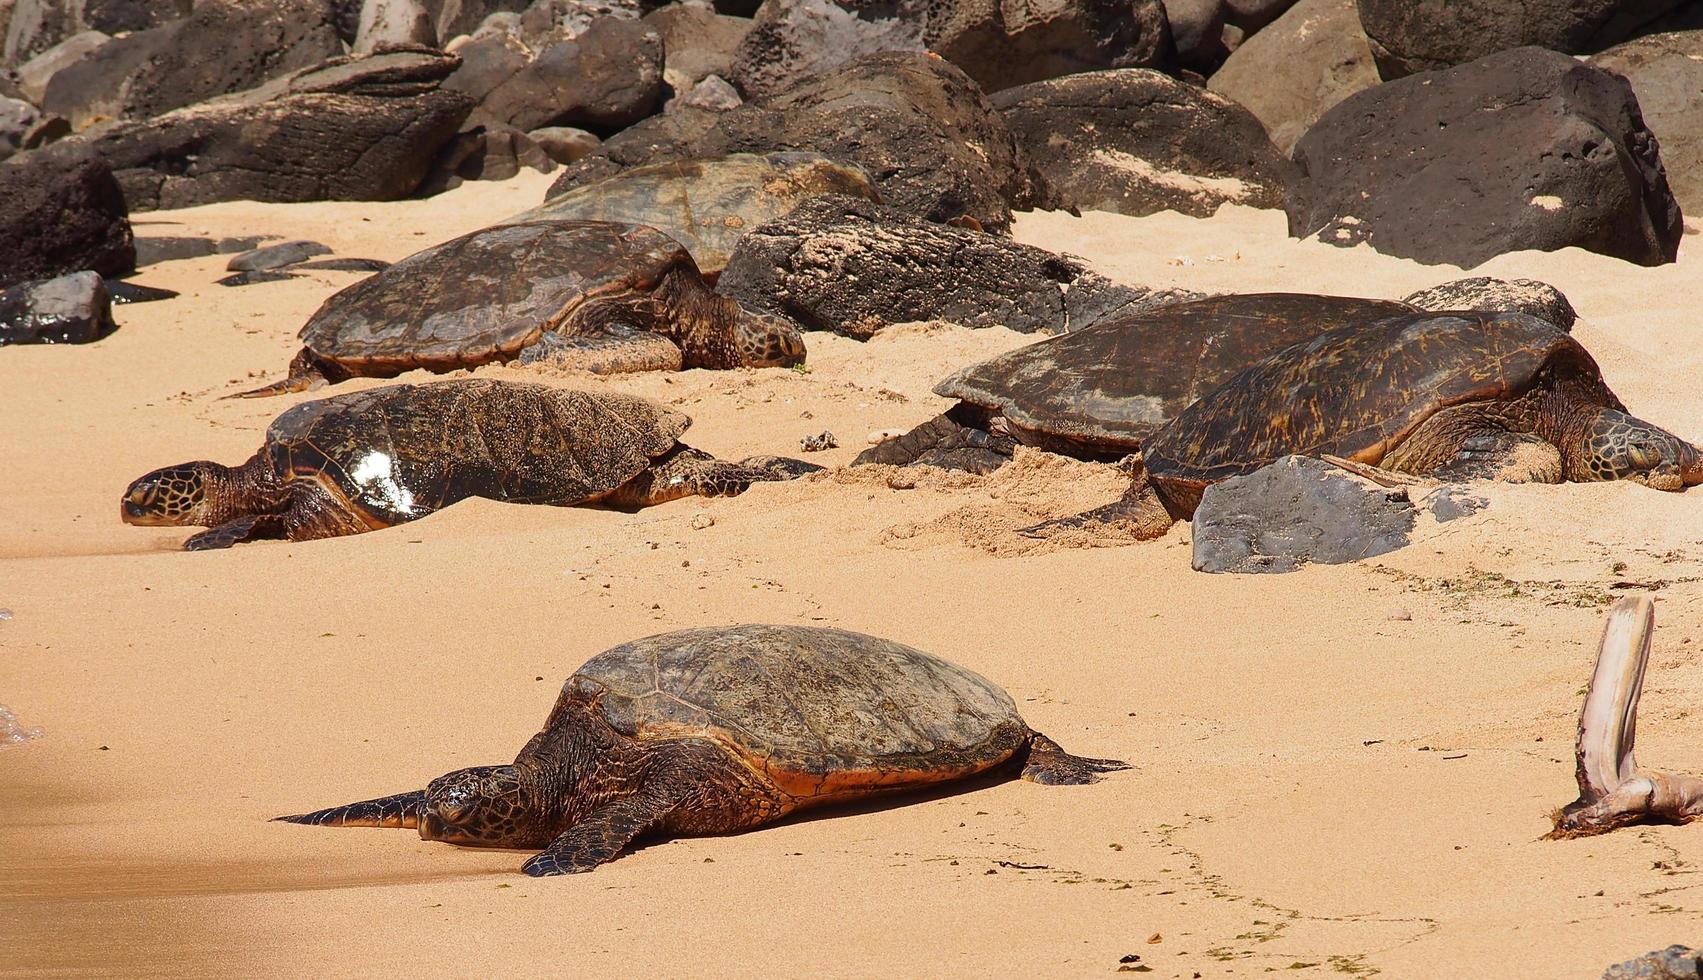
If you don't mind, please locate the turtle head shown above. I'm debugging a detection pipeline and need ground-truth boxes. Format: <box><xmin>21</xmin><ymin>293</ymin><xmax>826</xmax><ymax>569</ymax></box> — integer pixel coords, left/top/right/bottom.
<box><xmin>122</xmin><ymin>462</ymin><xmax>230</xmax><ymax>526</ymax></box>
<box><xmin>418</xmin><ymin>765</ymin><xmax>538</xmax><ymax>847</ymax></box>
<box><xmin>1580</xmin><ymin>409</ymin><xmax>1703</xmax><ymax>491</ymax></box>
<box><xmin>732</xmin><ymin>305</ymin><xmax>806</xmax><ymax>368</ymax></box>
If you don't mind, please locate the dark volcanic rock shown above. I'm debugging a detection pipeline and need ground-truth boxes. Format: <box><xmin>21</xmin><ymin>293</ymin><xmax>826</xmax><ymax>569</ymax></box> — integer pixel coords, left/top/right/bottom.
<box><xmin>1162</xmin><ymin>0</ymin><xmax>1228</xmax><ymax>71</ymax></box>
<box><xmin>217</xmin><ymin>270</ymin><xmax>301</xmax><ymax>287</ymax></box>
<box><xmin>1355</xmin><ymin>0</ymin><xmax>1690</xmax><ymax>79</ymax></box>
<box><xmin>105</xmin><ymin>280</ymin><xmax>178</xmax><ymax>304</ymax></box>
<box><xmin>717</xmin><ymin>195</ymin><xmax>1159</xmax><ymax>339</ymax></box>
<box><xmin>1594</xmin><ymin>31</ymin><xmax>1703</xmax><ymax>219</ymax></box>
<box><xmin>2</xmin><ymin>0</ymin><xmax>191</xmax><ymax>69</ymax></box>
<box><xmin>42</xmin><ymin>0</ymin><xmax>344</xmax><ymax>130</ymax></box>
<box><xmin>547</xmin><ymin>53</ymin><xmax>1049</xmax><ymax>232</ymax></box>
<box><xmin>1223</xmin><ymin>0</ymin><xmax>1296</xmax><ymax>31</ymax></box>
<box><xmin>0</xmin><ymin>271</ymin><xmax>115</xmax><ymax>345</ymax></box>
<box><xmin>295</xmin><ymin>257</ymin><xmax>390</xmax><ymax>272</ymax></box>
<box><xmin>1601</xmin><ymin>944</ymin><xmax>1702</xmax><ymax>980</ymax></box>
<box><xmin>227</xmin><ymin>240</ymin><xmax>332</xmax><ymax>272</ymax></box>
<box><xmin>992</xmin><ymin>69</ymin><xmax>1291</xmax><ymax>218</ymax></box>
<box><xmin>731</xmin><ymin>0</ymin><xmax>1170</xmax><ymax>98</ymax></box>
<box><xmin>1191</xmin><ymin>455</ymin><xmax>1417</xmax><ymax>573</ymax></box>
<box><xmin>1402</xmin><ymin>277</ymin><xmax>1577</xmax><ymax>332</ymax></box>
<box><xmin>471</xmin><ymin>17</ymin><xmax>663</xmax><ymax>131</ymax></box>
<box><xmin>645</xmin><ymin>3</ymin><xmax>751</xmax><ymax>93</ymax></box>
<box><xmin>84</xmin><ymin>47</ymin><xmax>474</xmax><ymax>211</ymax></box>
<box><xmin>353</xmin><ymin>0</ymin><xmax>437</xmax><ymax>53</ymax></box>
<box><xmin>1287</xmin><ymin>46</ymin><xmax>1683</xmax><ymax>268</ymax></box>
<box><xmin>1207</xmin><ymin>0</ymin><xmax>1379</xmax><ymax>154</ymax></box>
<box><xmin>0</xmin><ymin>140</ymin><xmax>132</xmax><ymax>290</ymax></box>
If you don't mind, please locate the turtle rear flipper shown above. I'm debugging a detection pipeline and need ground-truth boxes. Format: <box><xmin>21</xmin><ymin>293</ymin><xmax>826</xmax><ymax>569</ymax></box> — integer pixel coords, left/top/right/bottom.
<box><xmin>523</xmin><ymin>793</ymin><xmax>679</xmax><ymax>876</ymax></box>
<box><xmin>518</xmin><ymin>326</ymin><xmax>684</xmax><ymax>375</ymax></box>
<box><xmin>228</xmin><ymin>349</ymin><xmax>342</xmax><ymax>400</ymax></box>
<box><xmin>1020</xmin><ymin>731</ymin><xmax>1130</xmax><ymax>785</ymax></box>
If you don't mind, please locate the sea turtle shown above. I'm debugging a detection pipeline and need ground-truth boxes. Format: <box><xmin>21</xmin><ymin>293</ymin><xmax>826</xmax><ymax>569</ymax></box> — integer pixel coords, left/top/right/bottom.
<box><xmin>121</xmin><ymin>379</ymin><xmax>820</xmax><ymax>550</ymax></box>
<box><xmin>505</xmin><ymin>152</ymin><xmax>882</xmax><ymax>278</ymax></box>
<box><xmin>1029</xmin><ymin>311</ymin><xmax>1703</xmax><ymax>539</ymax></box>
<box><xmin>235</xmin><ymin>220</ymin><xmax>806</xmax><ymax>398</ymax></box>
<box><xmin>277</xmin><ymin>623</ymin><xmax>1128</xmax><ymax>876</ymax></box>
<box><xmin>856</xmin><ymin>292</ymin><xmax>1419</xmax><ymax>473</ymax></box>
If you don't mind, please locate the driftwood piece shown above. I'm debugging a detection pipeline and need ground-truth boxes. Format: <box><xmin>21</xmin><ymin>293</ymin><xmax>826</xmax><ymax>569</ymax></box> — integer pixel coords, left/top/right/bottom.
<box><xmin>1549</xmin><ymin>596</ymin><xmax>1703</xmax><ymax>838</ymax></box>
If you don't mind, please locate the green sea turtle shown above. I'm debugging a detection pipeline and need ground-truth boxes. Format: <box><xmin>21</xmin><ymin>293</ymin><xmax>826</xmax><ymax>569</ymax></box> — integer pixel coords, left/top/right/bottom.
<box><xmin>122</xmin><ymin>379</ymin><xmax>820</xmax><ymax>550</ymax></box>
<box><xmin>236</xmin><ymin>220</ymin><xmax>806</xmax><ymax>398</ymax></box>
<box><xmin>1029</xmin><ymin>311</ymin><xmax>1703</xmax><ymax>539</ymax></box>
<box><xmin>277</xmin><ymin>623</ymin><xmax>1128</xmax><ymax>876</ymax></box>
<box><xmin>857</xmin><ymin>293</ymin><xmax>1418</xmax><ymax>473</ymax></box>
<box><xmin>506</xmin><ymin>152</ymin><xmax>881</xmax><ymax>278</ymax></box>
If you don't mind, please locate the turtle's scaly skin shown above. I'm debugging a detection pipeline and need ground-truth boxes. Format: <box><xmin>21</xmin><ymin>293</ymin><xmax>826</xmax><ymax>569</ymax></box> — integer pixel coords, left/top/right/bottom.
<box><xmin>122</xmin><ymin>380</ymin><xmax>819</xmax><ymax>549</ymax></box>
<box><xmin>509</xmin><ymin>152</ymin><xmax>882</xmax><ymax>276</ymax></box>
<box><xmin>236</xmin><ymin>220</ymin><xmax>805</xmax><ymax>397</ymax></box>
<box><xmin>277</xmin><ymin>625</ymin><xmax>1129</xmax><ymax>875</ymax></box>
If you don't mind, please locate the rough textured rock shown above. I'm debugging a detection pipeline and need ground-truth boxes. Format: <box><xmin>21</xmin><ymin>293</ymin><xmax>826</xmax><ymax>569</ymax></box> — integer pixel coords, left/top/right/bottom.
<box><xmin>1191</xmin><ymin>455</ymin><xmax>1417</xmax><ymax>573</ymax></box>
<box><xmin>440</xmin><ymin>28</ymin><xmax>531</xmax><ymax>106</ymax></box>
<box><xmin>2</xmin><ymin>0</ymin><xmax>189</xmax><ymax>69</ymax></box>
<box><xmin>471</xmin><ymin>16</ymin><xmax>663</xmax><ymax>131</ymax></box>
<box><xmin>1288</xmin><ymin>46</ymin><xmax>1683</xmax><ymax>268</ymax></box>
<box><xmin>354</xmin><ymin>0</ymin><xmax>436</xmax><ymax>52</ymax></box>
<box><xmin>84</xmin><ymin>47</ymin><xmax>474</xmax><ymax>211</ymax></box>
<box><xmin>732</xmin><ymin>0</ymin><xmax>1171</xmax><ymax>98</ymax></box>
<box><xmin>433</xmin><ymin>0</ymin><xmax>531</xmax><ymax>41</ymax></box>
<box><xmin>546</xmin><ymin>53</ymin><xmax>1050</xmax><ymax>233</ymax></box>
<box><xmin>41</xmin><ymin>0</ymin><xmax>344</xmax><ymax>130</ymax></box>
<box><xmin>0</xmin><ymin>140</ymin><xmax>132</xmax><ymax>289</ymax></box>
<box><xmin>1402</xmin><ymin>277</ymin><xmax>1577</xmax><ymax>332</ymax></box>
<box><xmin>1601</xmin><ymin>945</ymin><xmax>1702</xmax><ymax>980</ymax></box>
<box><xmin>644</xmin><ymin>2</ymin><xmax>750</xmax><ymax>92</ymax></box>
<box><xmin>992</xmin><ymin>69</ymin><xmax>1290</xmax><ymax>218</ymax></box>
<box><xmin>528</xmin><ymin>124</ymin><xmax>599</xmax><ymax>163</ymax></box>
<box><xmin>718</xmin><ymin>195</ymin><xmax>1157</xmax><ymax>338</ymax></box>
<box><xmin>1207</xmin><ymin>0</ymin><xmax>1378</xmax><ymax>154</ymax></box>
<box><xmin>1594</xmin><ymin>31</ymin><xmax>1703</xmax><ymax>219</ymax></box>
<box><xmin>14</xmin><ymin>28</ymin><xmax>107</xmax><ymax>103</ymax></box>
<box><xmin>0</xmin><ymin>270</ymin><xmax>114</xmax><ymax>345</ymax></box>
<box><xmin>1356</xmin><ymin>0</ymin><xmax>1690</xmax><ymax>79</ymax></box>
<box><xmin>671</xmin><ymin>72</ymin><xmax>741</xmax><ymax>111</ymax></box>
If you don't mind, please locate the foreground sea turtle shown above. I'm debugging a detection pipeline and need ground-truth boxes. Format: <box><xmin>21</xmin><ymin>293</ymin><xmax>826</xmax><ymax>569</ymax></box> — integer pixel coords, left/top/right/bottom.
<box><xmin>236</xmin><ymin>220</ymin><xmax>806</xmax><ymax>397</ymax></box>
<box><xmin>278</xmin><ymin>624</ymin><xmax>1128</xmax><ymax>875</ymax></box>
<box><xmin>122</xmin><ymin>379</ymin><xmax>819</xmax><ymax>550</ymax></box>
<box><xmin>856</xmin><ymin>293</ymin><xmax>1418</xmax><ymax>473</ymax></box>
<box><xmin>505</xmin><ymin>152</ymin><xmax>881</xmax><ymax>277</ymax></box>
<box><xmin>1032</xmin><ymin>312</ymin><xmax>1703</xmax><ymax>539</ymax></box>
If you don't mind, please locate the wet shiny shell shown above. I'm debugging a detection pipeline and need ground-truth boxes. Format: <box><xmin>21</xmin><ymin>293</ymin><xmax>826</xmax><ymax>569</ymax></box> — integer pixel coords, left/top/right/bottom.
<box><xmin>1143</xmin><ymin>312</ymin><xmax>1619</xmax><ymax>500</ymax></box>
<box><xmin>298</xmin><ymin>221</ymin><xmax>696</xmax><ymax>375</ymax></box>
<box><xmin>264</xmin><ymin>379</ymin><xmax>688</xmax><ymax>527</ymax></box>
<box><xmin>510</xmin><ymin>152</ymin><xmax>882</xmax><ymax>275</ymax></box>
<box><xmin>568</xmin><ymin>624</ymin><xmax>1029</xmax><ymax>801</ymax></box>
<box><xmin>935</xmin><ymin>293</ymin><xmax>1417</xmax><ymax>455</ymax></box>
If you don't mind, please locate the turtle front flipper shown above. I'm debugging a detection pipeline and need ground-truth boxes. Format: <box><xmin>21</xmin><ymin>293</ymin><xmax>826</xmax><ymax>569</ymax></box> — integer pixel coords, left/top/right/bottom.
<box><xmin>598</xmin><ymin>446</ymin><xmax>822</xmax><ymax>507</ymax></box>
<box><xmin>1019</xmin><ymin>731</ymin><xmax>1131</xmax><ymax>785</ymax></box>
<box><xmin>1428</xmin><ymin>431</ymin><xmax>1564</xmax><ymax>483</ymax></box>
<box><xmin>275</xmin><ymin>789</ymin><xmax>426</xmax><ymax>829</ymax></box>
<box><xmin>184</xmin><ymin>514</ymin><xmax>289</xmax><ymax>551</ymax></box>
<box><xmin>522</xmin><ymin>793</ymin><xmax>679</xmax><ymax>876</ymax></box>
<box><xmin>853</xmin><ymin>406</ymin><xmax>1014</xmax><ymax>474</ymax></box>
<box><xmin>227</xmin><ymin>349</ymin><xmax>346</xmax><ymax>400</ymax></box>
<box><xmin>517</xmin><ymin>326</ymin><xmax>685</xmax><ymax>375</ymax></box>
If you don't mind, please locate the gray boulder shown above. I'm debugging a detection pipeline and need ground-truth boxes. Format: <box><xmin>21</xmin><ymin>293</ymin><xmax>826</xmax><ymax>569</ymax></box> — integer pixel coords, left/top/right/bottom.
<box><xmin>1191</xmin><ymin>455</ymin><xmax>1417</xmax><ymax>574</ymax></box>
<box><xmin>1206</xmin><ymin>0</ymin><xmax>1378</xmax><ymax>154</ymax></box>
<box><xmin>467</xmin><ymin>16</ymin><xmax>663</xmax><ymax>131</ymax></box>
<box><xmin>992</xmin><ymin>68</ymin><xmax>1291</xmax><ymax>218</ymax></box>
<box><xmin>1401</xmin><ymin>277</ymin><xmax>1577</xmax><ymax>332</ymax></box>
<box><xmin>1594</xmin><ymin>31</ymin><xmax>1703</xmax><ymax>219</ymax></box>
<box><xmin>1601</xmin><ymin>945</ymin><xmax>1701</xmax><ymax>980</ymax></box>
<box><xmin>1288</xmin><ymin>46</ymin><xmax>1683</xmax><ymax>268</ymax></box>
<box><xmin>1356</xmin><ymin>0</ymin><xmax>1691</xmax><ymax>79</ymax></box>
<box><xmin>718</xmin><ymin>194</ymin><xmax>1159</xmax><ymax>339</ymax></box>
<box><xmin>353</xmin><ymin>0</ymin><xmax>436</xmax><ymax>52</ymax></box>
<box><xmin>1162</xmin><ymin>0</ymin><xmax>1227</xmax><ymax>71</ymax></box>
<box><xmin>0</xmin><ymin>270</ymin><xmax>115</xmax><ymax>345</ymax></box>
<box><xmin>14</xmin><ymin>28</ymin><xmax>108</xmax><ymax>103</ymax></box>
<box><xmin>644</xmin><ymin>2</ymin><xmax>751</xmax><ymax>93</ymax></box>
<box><xmin>729</xmin><ymin>0</ymin><xmax>925</xmax><ymax>101</ymax></box>
<box><xmin>84</xmin><ymin>47</ymin><xmax>474</xmax><ymax>211</ymax></box>
<box><xmin>0</xmin><ymin>140</ymin><xmax>132</xmax><ymax>289</ymax></box>
<box><xmin>2</xmin><ymin>0</ymin><xmax>189</xmax><ymax>69</ymax></box>
<box><xmin>528</xmin><ymin>124</ymin><xmax>599</xmax><ymax>163</ymax></box>
<box><xmin>1223</xmin><ymin>0</ymin><xmax>1296</xmax><ymax>31</ymax></box>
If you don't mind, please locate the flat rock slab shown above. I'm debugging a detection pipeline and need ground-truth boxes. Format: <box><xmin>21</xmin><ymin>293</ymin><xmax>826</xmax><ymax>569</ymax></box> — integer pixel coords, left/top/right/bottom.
<box><xmin>0</xmin><ymin>271</ymin><xmax>116</xmax><ymax>345</ymax></box>
<box><xmin>1192</xmin><ymin>455</ymin><xmax>1417</xmax><ymax>573</ymax></box>
<box><xmin>226</xmin><ymin>240</ymin><xmax>332</xmax><ymax>271</ymax></box>
<box><xmin>295</xmin><ymin>258</ymin><xmax>389</xmax><ymax>273</ymax></box>
<box><xmin>217</xmin><ymin>270</ymin><xmax>300</xmax><ymax>287</ymax></box>
<box><xmin>134</xmin><ymin>235</ymin><xmax>274</xmax><ymax>266</ymax></box>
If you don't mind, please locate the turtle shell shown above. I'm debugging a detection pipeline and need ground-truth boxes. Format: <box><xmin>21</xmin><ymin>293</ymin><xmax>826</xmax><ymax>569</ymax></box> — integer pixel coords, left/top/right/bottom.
<box><xmin>1143</xmin><ymin>311</ymin><xmax>1619</xmax><ymax>511</ymax></box>
<box><xmin>264</xmin><ymin>379</ymin><xmax>688</xmax><ymax>527</ymax></box>
<box><xmin>934</xmin><ymin>293</ymin><xmax>1417</xmax><ymax>457</ymax></box>
<box><xmin>564</xmin><ymin>624</ymin><xmax>1029</xmax><ymax>802</ymax></box>
<box><xmin>509</xmin><ymin>153</ymin><xmax>881</xmax><ymax>275</ymax></box>
<box><xmin>298</xmin><ymin>220</ymin><xmax>695</xmax><ymax>376</ymax></box>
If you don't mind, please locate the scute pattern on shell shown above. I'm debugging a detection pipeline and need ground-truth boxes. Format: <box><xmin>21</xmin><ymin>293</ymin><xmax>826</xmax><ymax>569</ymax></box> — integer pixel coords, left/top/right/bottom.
<box><xmin>265</xmin><ymin>379</ymin><xmax>689</xmax><ymax>525</ymax></box>
<box><xmin>935</xmin><ymin>293</ymin><xmax>1418</xmax><ymax>452</ymax></box>
<box><xmin>1144</xmin><ymin>312</ymin><xmax>1619</xmax><ymax>489</ymax></box>
<box><xmin>298</xmin><ymin>220</ymin><xmax>693</xmax><ymax>373</ymax></box>
<box><xmin>570</xmin><ymin>624</ymin><xmax>1027</xmax><ymax>795</ymax></box>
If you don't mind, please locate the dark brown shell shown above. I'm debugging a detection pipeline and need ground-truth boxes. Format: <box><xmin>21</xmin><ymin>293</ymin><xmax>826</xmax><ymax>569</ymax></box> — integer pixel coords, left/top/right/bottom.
<box><xmin>566</xmin><ymin>625</ymin><xmax>1027</xmax><ymax>800</ymax></box>
<box><xmin>511</xmin><ymin>152</ymin><xmax>881</xmax><ymax>275</ymax></box>
<box><xmin>934</xmin><ymin>293</ymin><xmax>1417</xmax><ymax>454</ymax></box>
<box><xmin>299</xmin><ymin>220</ymin><xmax>695</xmax><ymax>375</ymax></box>
<box><xmin>264</xmin><ymin>379</ymin><xmax>688</xmax><ymax>526</ymax></box>
<box><xmin>1143</xmin><ymin>312</ymin><xmax>1619</xmax><ymax>504</ymax></box>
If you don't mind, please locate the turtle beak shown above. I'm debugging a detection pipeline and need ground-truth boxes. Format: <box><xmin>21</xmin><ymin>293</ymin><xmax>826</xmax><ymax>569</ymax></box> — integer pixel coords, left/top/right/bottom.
<box><xmin>274</xmin><ymin>790</ymin><xmax>425</xmax><ymax>830</ymax></box>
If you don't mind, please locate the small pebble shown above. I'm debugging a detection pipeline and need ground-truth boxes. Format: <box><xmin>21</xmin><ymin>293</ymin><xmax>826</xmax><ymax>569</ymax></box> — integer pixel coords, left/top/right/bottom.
<box><xmin>1388</xmin><ymin>608</ymin><xmax>1412</xmax><ymax>621</ymax></box>
<box><xmin>800</xmin><ymin>431</ymin><xmax>837</xmax><ymax>452</ymax></box>
<box><xmin>690</xmin><ymin>514</ymin><xmax>715</xmax><ymax>530</ymax></box>
<box><xmin>0</xmin><ymin>608</ymin><xmax>12</xmax><ymax>621</ymax></box>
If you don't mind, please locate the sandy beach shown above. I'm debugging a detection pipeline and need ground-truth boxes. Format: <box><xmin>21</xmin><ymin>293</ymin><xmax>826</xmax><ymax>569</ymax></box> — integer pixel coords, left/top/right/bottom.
<box><xmin>4</xmin><ymin>169</ymin><xmax>1702</xmax><ymax>977</ymax></box>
